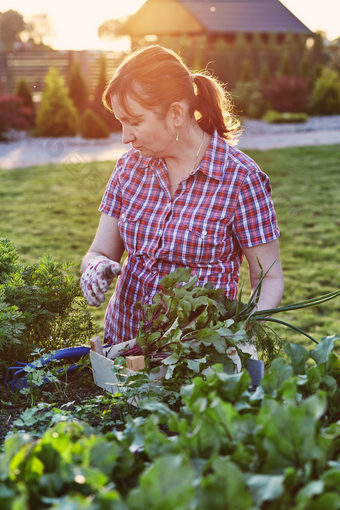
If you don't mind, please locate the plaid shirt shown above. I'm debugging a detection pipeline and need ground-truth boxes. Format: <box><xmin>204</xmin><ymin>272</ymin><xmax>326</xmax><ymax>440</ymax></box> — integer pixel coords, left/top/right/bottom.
<box><xmin>99</xmin><ymin>131</ymin><xmax>279</xmax><ymax>344</ymax></box>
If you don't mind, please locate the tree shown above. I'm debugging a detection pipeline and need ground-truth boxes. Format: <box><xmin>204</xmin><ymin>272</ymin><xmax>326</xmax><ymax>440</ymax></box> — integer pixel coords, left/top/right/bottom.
<box><xmin>0</xmin><ymin>10</ymin><xmax>25</xmax><ymax>51</ymax></box>
<box><xmin>23</xmin><ymin>12</ymin><xmax>53</xmax><ymax>46</ymax></box>
<box><xmin>15</xmin><ymin>77</ymin><xmax>35</xmax><ymax>126</ymax></box>
<box><xmin>68</xmin><ymin>60</ymin><xmax>88</xmax><ymax>113</ymax></box>
<box><xmin>90</xmin><ymin>54</ymin><xmax>121</xmax><ymax>132</ymax></box>
<box><xmin>94</xmin><ymin>53</ymin><xmax>107</xmax><ymax>103</ymax></box>
<box><xmin>192</xmin><ymin>36</ymin><xmax>206</xmax><ymax>71</ymax></box>
<box><xmin>210</xmin><ymin>38</ymin><xmax>235</xmax><ymax>88</ymax></box>
<box><xmin>277</xmin><ymin>50</ymin><xmax>294</xmax><ymax>77</ymax></box>
<box><xmin>260</xmin><ymin>60</ymin><xmax>271</xmax><ymax>84</ymax></box>
<box><xmin>239</xmin><ymin>59</ymin><xmax>254</xmax><ymax>82</ymax></box>
<box><xmin>36</xmin><ymin>68</ymin><xmax>78</xmax><ymax>137</ymax></box>
<box><xmin>327</xmin><ymin>36</ymin><xmax>340</xmax><ymax>74</ymax></box>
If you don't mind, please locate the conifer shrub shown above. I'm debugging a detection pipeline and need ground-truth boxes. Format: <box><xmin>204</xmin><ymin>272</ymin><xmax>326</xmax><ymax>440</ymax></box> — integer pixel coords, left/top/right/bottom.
<box><xmin>36</xmin><ymin>68</ymin><xmax>78</xmax><ymax>137</ymax></box>
<box><xmin>312</xmin><ymin>67</ymin><xmax>340</xmax><ymax>114</ymax></box>
<box><xmin>0</xmin><ymin>238</ymin><xmax>95</xmax><ymax>380</ymax></box>
<box><xmin>68</xmin><ymin>60</ymin><xmax>88</xmax><ymax>113</ymax></box>
<box><xmin>232</xmin><ymin>80</ymin><xmax>267</xmax><ymax>119</ymax></box>
<box><xmin>262</xmin><ymin>75</ymin><xmax>309</xmax><ymax>113</ymax></box>
<box><xmin>15</xmin><ymin>77</ymin><xmax>35</xmax><ymax>126</ymax></box>
<box><xmin>80</xmin><ymin>108</ymin><xmax>109</xmax><ymax>138</ymax></box>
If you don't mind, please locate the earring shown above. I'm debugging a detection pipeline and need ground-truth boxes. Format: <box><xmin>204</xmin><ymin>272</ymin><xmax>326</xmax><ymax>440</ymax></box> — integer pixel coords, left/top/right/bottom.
<box><xmin>175</xmin><ymin>129</ymin><xmax>179</xmax><ymax>142</ymax></box>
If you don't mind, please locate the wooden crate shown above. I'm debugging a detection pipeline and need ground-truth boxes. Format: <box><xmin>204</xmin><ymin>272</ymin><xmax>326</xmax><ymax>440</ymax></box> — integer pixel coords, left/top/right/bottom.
<box><xmin>89</xmin><ymin>338</ymin><xmax>166</xmax><ymax>404</ymax></box>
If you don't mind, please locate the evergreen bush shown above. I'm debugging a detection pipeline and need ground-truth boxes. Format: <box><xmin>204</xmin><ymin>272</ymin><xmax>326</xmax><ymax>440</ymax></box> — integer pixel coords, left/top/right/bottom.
<box><xmin>68</xmin><ymin>60</ymin><xmax>88</xmax><ymax>114</ymax></box>
<box><xmin>80</xmin><ymin>108</ymin><xmax>109</xmax><ymax>139</ymax></box>
<box><xmin>232</xmin><ymin>80</ymin><xmax>267</xmax><ymax>119</ymax></box>
<box><xmin>312</xmin><ymin>67</ymin><xmax>340</xmax><ymax>114</ymax></box>
<box><xmin>15</xmin><ymin>77</ymin><xmax>35</xmax><ymax>126</ymax></box>
<box><xmin>36</xmin><ymin>67</ymin><xmax>78</xmax><ymax>137</ymax></box>
<box><xmin>0</xmin><ymin>238</ymin><xmax>95</xmax><ymax>379</ymax></box>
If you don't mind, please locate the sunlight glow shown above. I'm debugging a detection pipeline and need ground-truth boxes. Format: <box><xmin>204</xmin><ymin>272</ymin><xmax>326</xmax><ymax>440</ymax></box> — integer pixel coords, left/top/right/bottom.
<box><xmin>0</xmin><ymin>0</ymin><xmax>145</xmax><ymax>50</ymax></box>
<box><xmin>1</xmin><ymin>0</ymin><xmax>339</xmax><ymax>51</ymax></box>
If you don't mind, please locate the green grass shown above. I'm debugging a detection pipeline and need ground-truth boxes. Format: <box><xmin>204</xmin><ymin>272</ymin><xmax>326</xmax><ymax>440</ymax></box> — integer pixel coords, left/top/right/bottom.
<box><xmin>1</xmin><ymin>145</ymin><xmax>340</xmax><ymax>345</ymax></box>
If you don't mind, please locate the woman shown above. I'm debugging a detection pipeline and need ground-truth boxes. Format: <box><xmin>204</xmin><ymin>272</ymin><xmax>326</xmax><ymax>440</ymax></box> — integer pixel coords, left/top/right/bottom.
<box><xmin>80</xmin><ymin>45</ymin><xmax>284</xmax><ymax>346</ymax></box>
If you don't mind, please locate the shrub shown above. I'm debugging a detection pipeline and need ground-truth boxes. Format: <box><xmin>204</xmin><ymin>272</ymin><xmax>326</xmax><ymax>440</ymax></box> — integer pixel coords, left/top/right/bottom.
<box><xmin>311</xmin><ymin>67</ymin><xmax>340</xmax><ymax>114</ymax></box>
<box><xmin>232</xmin><ymin>80</ymin><xmax>268</xmax><ymax>119</ymax></box>
<box><xmin>80</xmin><ymin>108</ymin><xmax>109</xmax><ymax>139</ymax></box>
<box><xmin>0</xmin><ymin>238</ymin><xmax>95</xmax><ymax>380</ymax></box>
<box><xmin>36</xmin><ymin>67</ymin><xmax>78</xmax><ymax>137</ymax></box>
<box><xmin>262</xmin><ymin>75</ymin><xmax>309</xmax><ymax>113</ymax></box>
<box><xmin>0</xmin><ymin>94</ymin><xmax>32</xmax><ymax>140</ymax></box>
<box><xmin>15</xmin><ymin>77</ymin><xmax>35</xmax><ymax>126</ymax></box>
<box><xmin>263</xmin><ymin>110</ymin><xmax>308</xmax><ymax>124</ymax></box>
<box><xmin>68</xmin><ymin>60</ymin><xmax>88</xmax><ymax>114</ymax></box>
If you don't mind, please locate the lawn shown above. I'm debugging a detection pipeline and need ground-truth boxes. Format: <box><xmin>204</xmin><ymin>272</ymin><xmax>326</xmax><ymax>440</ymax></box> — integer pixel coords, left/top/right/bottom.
<box><xmin>0</xmin><ymin>144</ymin><xmax>339</xmax><ymax>344</ymax></box>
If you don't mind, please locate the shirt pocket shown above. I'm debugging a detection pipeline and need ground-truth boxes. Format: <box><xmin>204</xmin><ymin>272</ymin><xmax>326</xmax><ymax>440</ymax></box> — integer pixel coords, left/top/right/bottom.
<box><xmin>184</xmin><ymin>222</ymin><xmax>228</xmax><ymax>264</ymax></box>
<box><xmin>118</xmin><ymin>213</ymin><xmax>140</xmax><ymax>254</ymax></box>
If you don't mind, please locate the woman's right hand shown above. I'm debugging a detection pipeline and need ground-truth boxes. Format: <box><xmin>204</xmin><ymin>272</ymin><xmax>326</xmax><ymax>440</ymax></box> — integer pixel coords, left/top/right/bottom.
<box><xmin>80</xmin><ymin>255</ymin><xmax>122</xmax><ymax>306</ymax></box>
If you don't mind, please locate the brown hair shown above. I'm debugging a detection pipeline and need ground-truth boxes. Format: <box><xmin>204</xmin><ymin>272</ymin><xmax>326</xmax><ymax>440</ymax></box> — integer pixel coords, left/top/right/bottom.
<box><xmin>103</xmin><ymin>45</ymin><xmax>241</xmax><ymax>144</ymax></box>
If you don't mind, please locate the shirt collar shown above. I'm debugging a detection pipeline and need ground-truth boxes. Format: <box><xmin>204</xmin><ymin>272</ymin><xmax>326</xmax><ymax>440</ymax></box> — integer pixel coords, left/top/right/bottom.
<box><xmin>138</xmin><ymin>130</ymin><xmax>230</xmax><ymax>180</ymax></box>
<box><xmin>196</xmin><ymin>131</ymin><xmax>230</xmax><ymax>182</ymax></box>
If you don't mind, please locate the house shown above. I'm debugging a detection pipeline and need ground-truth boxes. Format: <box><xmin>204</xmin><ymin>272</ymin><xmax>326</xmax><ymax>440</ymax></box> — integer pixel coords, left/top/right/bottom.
<box><xmin>119</xmin><ymin>0</ymin><xmax>314</xmax><ymax>47</ymax></box>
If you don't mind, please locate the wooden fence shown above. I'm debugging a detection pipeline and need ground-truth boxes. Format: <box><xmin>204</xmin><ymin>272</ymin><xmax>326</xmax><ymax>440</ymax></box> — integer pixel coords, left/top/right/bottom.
<box><xmin>0</xmin><ymin>49</ymin><xmax>125</xmax><ymax>95</ymax></box>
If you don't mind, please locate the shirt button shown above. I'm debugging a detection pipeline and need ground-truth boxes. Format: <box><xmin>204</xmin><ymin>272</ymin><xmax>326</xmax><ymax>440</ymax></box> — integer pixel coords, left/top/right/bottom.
<box><xmin>202</xmin><ymin>230</ymin><xmax>207</xmax><ymax>236</ymax></box>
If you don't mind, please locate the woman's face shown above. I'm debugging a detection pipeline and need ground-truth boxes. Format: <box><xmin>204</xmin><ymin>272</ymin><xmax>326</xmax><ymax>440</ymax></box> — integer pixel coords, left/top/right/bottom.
<box><xmin>111</xmin><ymin>94</ymin><xmax>174</xmax><ymax>159</ymax></box>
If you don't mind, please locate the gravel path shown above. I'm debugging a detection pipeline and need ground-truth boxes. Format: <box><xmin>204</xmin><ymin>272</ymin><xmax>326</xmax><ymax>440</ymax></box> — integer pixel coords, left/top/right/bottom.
<box><xmin>1</xmin><ymin>116</ymin><xmax>340</xmax><ymax>170</ymax></box>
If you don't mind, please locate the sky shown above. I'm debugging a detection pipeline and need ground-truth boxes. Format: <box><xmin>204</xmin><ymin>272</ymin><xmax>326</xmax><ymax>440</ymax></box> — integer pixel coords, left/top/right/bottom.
<box><xmin>1</xmin><ymin>0</ymin><xmax>340</xmax><ymax>51</ymax></box>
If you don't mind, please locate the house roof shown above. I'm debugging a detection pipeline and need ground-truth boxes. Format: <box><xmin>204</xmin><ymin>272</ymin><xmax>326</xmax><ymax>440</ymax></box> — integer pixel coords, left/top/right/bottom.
<box><xmin>181</xmin><ymin>0</ymin><xmax>313</xmax><ymax>34</ymax></box>
<box><xmin>120</xmin><ymin>0</ymin><xmax>314</xmax><ymax>37</ymax></box>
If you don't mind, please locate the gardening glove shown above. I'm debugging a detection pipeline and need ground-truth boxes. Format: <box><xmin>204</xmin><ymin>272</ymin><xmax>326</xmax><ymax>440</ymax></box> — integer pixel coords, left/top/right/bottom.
<box><xmin>80</xmin><ymin>255</ymin><xmax>121</xmax><ymax>307</ymax></box>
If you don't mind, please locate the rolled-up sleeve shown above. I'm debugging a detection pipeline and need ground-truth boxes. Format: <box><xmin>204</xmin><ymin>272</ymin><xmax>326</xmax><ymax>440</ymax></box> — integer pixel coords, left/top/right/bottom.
<box><xmin>232</xmin><ymin>169</ymin><xmax>280</xmax><ymax>248</ymax></box>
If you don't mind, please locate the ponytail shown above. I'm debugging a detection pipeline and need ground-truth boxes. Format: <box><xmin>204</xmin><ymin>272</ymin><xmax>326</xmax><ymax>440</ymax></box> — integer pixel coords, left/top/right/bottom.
<box><xmin>193</xmin><ymin>73</ymin><xmax>241</xmax><ymax>145</ymax></box>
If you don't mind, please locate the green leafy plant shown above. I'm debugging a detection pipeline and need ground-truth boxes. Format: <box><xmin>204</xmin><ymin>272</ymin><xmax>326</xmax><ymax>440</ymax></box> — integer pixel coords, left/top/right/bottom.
<box><xmin>111</xmin><ymin>267</ymin><xmax>340</xmax><ymax>391</ymax></box>
<box><xmin>1</xmin><ymin>336</ymin><xmax>340</xmax><ymax>509</ymax></box>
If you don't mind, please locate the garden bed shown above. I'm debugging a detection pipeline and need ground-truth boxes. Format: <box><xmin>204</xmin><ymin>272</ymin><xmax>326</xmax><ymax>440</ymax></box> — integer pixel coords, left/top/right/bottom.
<box><xmin>0</xmin><ymin>367</ymin><xmax>104</xmax><ymax>445</ymax></box>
